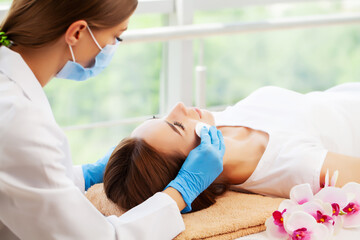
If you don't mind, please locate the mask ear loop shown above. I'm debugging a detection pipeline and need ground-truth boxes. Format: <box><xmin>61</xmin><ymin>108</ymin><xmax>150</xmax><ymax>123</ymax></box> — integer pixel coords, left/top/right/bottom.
<box><xmin>68</xmin><ymin>45</ymin><xmax>76</xmax><ymax>62</ymax></box>
<box><xmin>86</xmin><ymin>25</ymin><xmax>103</xmax><ymax>50</ymax></box>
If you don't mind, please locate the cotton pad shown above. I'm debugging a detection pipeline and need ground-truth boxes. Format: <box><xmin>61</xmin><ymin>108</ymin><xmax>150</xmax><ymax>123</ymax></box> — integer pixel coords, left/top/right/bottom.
<box><xmin>195</xmin><ymin>122</ymin><xmax>211</xmax><ymax>137</ymax></box>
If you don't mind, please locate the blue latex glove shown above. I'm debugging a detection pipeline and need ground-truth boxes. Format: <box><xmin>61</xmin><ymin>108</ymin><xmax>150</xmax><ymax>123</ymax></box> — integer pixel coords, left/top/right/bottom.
<box><xmin>166</xmin><ymin>126</ymin><xmax>225</xmax><ymax>213</ymax></box>
<box><xmin>82</xmin><ymin>146</ymin><xmax>116</xmax><ymax>191</ymax></box>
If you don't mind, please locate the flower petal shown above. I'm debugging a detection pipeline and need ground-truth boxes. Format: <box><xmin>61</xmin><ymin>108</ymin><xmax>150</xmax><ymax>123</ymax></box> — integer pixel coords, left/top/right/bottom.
<box><xmin>265</xmin><ymin>217</ymin><xmax>289</xmax><ymax>240</ymax></box>
<box><xmin>285</xmin><ymin>211</ymin><xmax>330</xmax><ymax>240</ymax></box>
<box><xmin>342</xmin><ymin>182</ymin><xmax>360</xmax><ymax>202</ymax></box>
<box><xmin>302</xmin><ymin>201</ymin><xmax>325</xmax><ymax>216</ymax></box>
<box><xmin>325</xmin><ymin>169</ymin><xmax>329</xmax><ymax>188</ymax></box>
<box><xmin>322</xmin><ymin>202</ymin><xmax>334</xmax><ymax>216</ymax></box>
<box><xmin>290</xmin><ymin>183</ymin><xmax>314</xmax><ymax>205</ymax></box>
<box><xmin>314</xmin><ymin>187</ymin><xmax>348</xmax><ymax>209</ymax></box>
<box><xmin>312</xmin><ymin>223</ymin><xmax>330</xmax><ymax>240</ymax></box>
<box><xmin>330</xmin><ymin>170</ymin><xmax>339</xmax><ymax>187</ymax></box>
<box><xmin>278</xmin><ymin>199</ymin><xmax>299</xmax><ymax>214</ymax></box>
<box><xmin>343</xmin><ymin>212</ymin><xmax>360</xmax><ymax>228</ymax></box>
<box><xmin>332</xmin><ymin>216</ymin><xmax>343</xmax><ymax>235</ymax></box>
<box><xmin>284</xmin><ymin>211</ymin><xmax>317</xmax><ymax>233</ymax></box>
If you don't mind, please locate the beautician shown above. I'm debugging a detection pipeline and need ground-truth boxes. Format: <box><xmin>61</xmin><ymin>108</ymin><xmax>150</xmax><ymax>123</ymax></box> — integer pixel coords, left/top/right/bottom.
<box><xmin>0</xmin><ymin>0</ymin><xmax>225</xmax><ymax>239</ymax></box>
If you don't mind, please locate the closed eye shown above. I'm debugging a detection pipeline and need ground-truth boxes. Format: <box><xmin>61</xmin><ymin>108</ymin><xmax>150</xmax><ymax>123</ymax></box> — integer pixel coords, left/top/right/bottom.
<box><xmin>165</xmin><ymin>121</ymin><xmax>182</xmax><ymax>136</ymax></box>
<box><xmin>174</xmin><ymin>121</ymin><xmax>185</xmax><ymax>130</ymax></box>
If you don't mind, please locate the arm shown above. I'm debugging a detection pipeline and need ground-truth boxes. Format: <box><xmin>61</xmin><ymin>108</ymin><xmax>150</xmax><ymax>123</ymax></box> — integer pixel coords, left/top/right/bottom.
<box><xmin>163</xmin><ymin>187</ymin><xmax>187</xmax><ymax>211</ymax></box>
<box><xmin>321</xmin><ymin>152</ymin><xmax>360</xmax><ymax>187</ymax></box>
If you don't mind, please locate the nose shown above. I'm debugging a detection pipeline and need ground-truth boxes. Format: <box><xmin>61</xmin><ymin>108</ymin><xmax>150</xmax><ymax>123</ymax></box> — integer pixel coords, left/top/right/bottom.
<box><xmin>169</xmin><ymin>102</ymin><xmax>187</xmax><ymax>117</ymax></box>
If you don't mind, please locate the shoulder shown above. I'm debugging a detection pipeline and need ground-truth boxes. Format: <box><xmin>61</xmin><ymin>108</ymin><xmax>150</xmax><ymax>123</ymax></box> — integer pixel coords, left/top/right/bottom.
<box><xmin>0</xmin><ymin>73</ymin><xmax>48</xmax><ymax>141</ymax></box>
<box><xmin>0</xmin><ymin>73</ymin><xmax>27</xmax><ymax>125</ymax></box>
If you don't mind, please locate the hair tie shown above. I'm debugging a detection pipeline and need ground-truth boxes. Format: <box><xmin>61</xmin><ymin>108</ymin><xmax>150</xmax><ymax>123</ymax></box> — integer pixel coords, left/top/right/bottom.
<box><xmin>0</xmin><ymin>29</ymin><xmax>12</xmax><ymax>47</ymax></box>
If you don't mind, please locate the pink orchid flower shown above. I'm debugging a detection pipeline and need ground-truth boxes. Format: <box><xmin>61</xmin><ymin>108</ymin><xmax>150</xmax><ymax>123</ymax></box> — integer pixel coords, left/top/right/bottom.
<box><xmin>323</xmin><ymin>169</ymin><xmax>339</xmax><ymax>188</ymax></box>
<box><xmin>341</xmin><ymin>182</ymin><xmax>360</xmax><ymax>228</ymax></box>
<box><xmin>266</xmin><ymin>170</ymin><xmax>360</xmax><ymax>239</ymax></box>
<box><xmin>316</xmin><ymin>172</ymin><xmax>360</xmax><ymax>228</ymax></box>
<box><xmin>315</xmin><ymin>187</ymin><xmax>348</xmax><ymax>212</ymax></box>
<box><xmin>284</xmin><ymin>211</ymin><xmax>329</xmax><ymax>240</ymax></box>
<box><xmin>331</xmin><ymin>203</ymin><xmax>340</xmax><ymax>216</ymax></box>
<box><xmin>311</xmin><ymin>170</ymin><xmax>346</xmax><ymax>233</ymax></box>
<box><xmin>300</xmin><ymin>199</ymin><xmax>337</xmax><ymax>235</ymax></box>
<box><xmin>265</xmin><ymin>209</ymin><xmax>289</xmax><ymax>240</ymax></box>
<box><xmin>313</xmin><ymin>186</ymin><xmax>346</xmax><ymax>233</ymax></box>
<box><xmin>290</xmin><ymin>184</ymin><xmax>314</xmax><ymax>205</ymax></box>
<box><xmin>266</xmin><ymin>183</ymin><xmax>329</xmax><ymax>239</ymax></box>
<box><xmin>315</xmin><ymin>210</ymin><xmax>334</xmax><ymax>225</ymax></box>
<box><xmin>301</xmin><ymin>200</ymin><xmax>333</xmax><ymax>223</ymax></box>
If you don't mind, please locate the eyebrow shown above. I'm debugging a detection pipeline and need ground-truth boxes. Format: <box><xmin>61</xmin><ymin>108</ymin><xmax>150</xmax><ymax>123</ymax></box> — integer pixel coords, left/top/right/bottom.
<box><xmin>165</xmin><ymin>120</ymin><xmax>182</xmax><ymax>137</ymax></box>
<box><xmin>121</xmin><ymin>27</ymin><xmax>128</xmax><ymax>31</ymax></box>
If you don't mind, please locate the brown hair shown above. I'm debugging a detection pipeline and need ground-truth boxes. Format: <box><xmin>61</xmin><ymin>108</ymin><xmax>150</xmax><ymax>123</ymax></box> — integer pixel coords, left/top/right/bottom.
<box><xmin>0</xmin><ymin>0</ymin><xmax>138</xmax><ymax>47</ymax></box>
<box><xmin>104</xmin><ymin>137</ymin><xmax>229</xmax><ymax>212</ymax></box>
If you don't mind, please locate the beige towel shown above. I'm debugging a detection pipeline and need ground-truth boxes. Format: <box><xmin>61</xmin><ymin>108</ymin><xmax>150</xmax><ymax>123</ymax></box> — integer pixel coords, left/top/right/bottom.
<box><xmin>85</xmin><ymin>184</ymin><xmax>283</xmax><ymax>240</ymax></box>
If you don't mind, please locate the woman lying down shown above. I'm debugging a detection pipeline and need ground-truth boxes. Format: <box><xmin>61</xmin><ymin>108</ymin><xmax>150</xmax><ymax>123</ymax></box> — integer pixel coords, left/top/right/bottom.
<box><xmin>103</xmin><ymin>82</ymin><xmax>360</xmax><ymax>212</ymax></box>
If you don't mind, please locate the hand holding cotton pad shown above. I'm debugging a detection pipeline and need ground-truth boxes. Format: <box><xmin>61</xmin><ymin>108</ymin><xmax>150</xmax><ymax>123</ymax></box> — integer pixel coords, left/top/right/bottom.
<box><xmin>195</xmin><ymin>122</ymin><xmax>211</xmax><ymax>137</ymax></box>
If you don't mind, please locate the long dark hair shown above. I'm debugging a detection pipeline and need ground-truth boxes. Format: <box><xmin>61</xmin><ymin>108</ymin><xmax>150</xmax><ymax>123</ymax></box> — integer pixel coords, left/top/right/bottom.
<box><xmin>104</xmin><ymin>137</ymin><xmax>229</xmax><ymax>212</ymax></box>
<box><xmin>1</xmin><ymin>0</ymin><xmax>138</xmax><ymax>47</ymax></box>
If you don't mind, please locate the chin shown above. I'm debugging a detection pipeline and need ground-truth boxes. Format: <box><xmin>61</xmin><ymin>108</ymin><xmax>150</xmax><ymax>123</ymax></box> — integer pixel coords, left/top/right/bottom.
<box><xmin>202</xmin><ymin>110</ymin><xmax>215</xmax><ymax>125</ymax></box>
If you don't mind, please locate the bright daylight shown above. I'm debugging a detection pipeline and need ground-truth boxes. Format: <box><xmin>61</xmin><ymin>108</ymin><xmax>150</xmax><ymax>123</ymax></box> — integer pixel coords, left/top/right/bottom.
<box><xmin>1</xmin><ymin>0</ymin><xmax>360</xmax><ymax>239</ymax></box>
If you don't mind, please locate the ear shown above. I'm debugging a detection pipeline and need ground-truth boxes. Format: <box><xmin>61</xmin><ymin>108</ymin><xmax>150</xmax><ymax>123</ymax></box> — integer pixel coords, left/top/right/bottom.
<box><xmin>64</xmin><ymin>20</ymin><xmax>88</xmax><ymax>46</ymax></box>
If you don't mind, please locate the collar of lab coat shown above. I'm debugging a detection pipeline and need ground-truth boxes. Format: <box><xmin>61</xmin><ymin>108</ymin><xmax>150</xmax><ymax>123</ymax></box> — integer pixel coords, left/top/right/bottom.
<box><xmin>0</xmin><ymin>46</ymin><xmax>50</xmax><ymax>110</ymax></box>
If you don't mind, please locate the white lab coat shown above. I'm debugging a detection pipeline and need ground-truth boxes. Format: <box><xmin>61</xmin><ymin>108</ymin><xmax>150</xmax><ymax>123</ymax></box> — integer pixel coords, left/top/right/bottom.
<box><xmin>0</xmin><ymin>46</ymin><xmax>185</xmax><ymax>240</ymax></box>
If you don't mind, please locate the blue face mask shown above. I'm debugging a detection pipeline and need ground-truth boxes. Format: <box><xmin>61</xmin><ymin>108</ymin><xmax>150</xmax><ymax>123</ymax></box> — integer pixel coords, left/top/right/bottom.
<box><xmin>56</xmin><ymin>26</ymin><xmax>120</xmax><ymax>81</ymax></box>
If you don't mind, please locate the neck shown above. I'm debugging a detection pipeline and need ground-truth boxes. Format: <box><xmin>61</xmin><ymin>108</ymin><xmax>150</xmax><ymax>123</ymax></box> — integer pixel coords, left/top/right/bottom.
<box><xmin>219</xmin><ymin>126</ymin><xmax>268</xmax><ymax>185</ymax></box>
<box><xmin>11</xmin><ymin>40</ymin><xmax>69</xmax><ymax>87</ymax></box>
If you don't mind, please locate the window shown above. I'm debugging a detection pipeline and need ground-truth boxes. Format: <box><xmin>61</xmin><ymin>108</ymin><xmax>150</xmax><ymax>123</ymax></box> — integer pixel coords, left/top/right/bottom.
<box><xmin>192</xmin><ymin>2</ymin><xmax>360</xmax><ymax>107</ymax></box>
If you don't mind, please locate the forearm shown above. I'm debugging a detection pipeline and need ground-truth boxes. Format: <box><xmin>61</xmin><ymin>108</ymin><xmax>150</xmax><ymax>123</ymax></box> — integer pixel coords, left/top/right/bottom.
<box><xmin>163</xmin><ymin>187</ymin><xmax>186</xmax><ymax>211</ymax></box>
<box><xmin>321</xmin><ymin>151</ymin><xmax>360</xmax><ymax>187</ymax></box>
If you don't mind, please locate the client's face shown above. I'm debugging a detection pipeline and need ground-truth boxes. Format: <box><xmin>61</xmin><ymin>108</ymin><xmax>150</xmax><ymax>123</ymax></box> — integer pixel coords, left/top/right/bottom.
<box><xmin>131</xmin><ymin>102</ymin><xmax>215</xmax><ymax>156</ymax></box>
